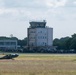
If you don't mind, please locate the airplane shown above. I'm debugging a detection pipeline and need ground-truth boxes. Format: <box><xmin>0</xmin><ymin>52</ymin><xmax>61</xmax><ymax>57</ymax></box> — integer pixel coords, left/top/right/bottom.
<box><xmin>0</xmin><ymin>54</ymin><xmax>19</xmax><ymax>59</ymax></box>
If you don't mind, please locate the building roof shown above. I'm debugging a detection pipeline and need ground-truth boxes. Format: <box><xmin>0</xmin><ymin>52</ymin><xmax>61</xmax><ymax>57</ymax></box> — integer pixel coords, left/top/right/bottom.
<box><xmin>29</xmin><ymin>21</ymin><xmax>46</xmax><ymax>24</ymax></box>
<box><xmin>0</xmin><ymin>37</ymin><xmax>18</xmax><ymax>40</ymax></box>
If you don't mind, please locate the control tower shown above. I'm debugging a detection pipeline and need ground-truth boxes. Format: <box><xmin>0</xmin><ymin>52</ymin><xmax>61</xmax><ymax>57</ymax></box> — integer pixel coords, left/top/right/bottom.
<box><xmin>29</xmin><ymin>20</ymin><xmax>46</xmax><ymax>28</ymax></box>
<box><xmin>27</xmin><ymin>20</ymin><xmax>53</xmax><ymax>48</ymax></box>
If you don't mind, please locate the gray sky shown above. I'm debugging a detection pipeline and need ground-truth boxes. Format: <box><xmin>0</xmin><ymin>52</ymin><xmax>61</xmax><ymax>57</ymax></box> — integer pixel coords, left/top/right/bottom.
<box><xmin>0</xmin><ymin>0</ymin><xmax>76</xmax><ymax>39</ymax></box>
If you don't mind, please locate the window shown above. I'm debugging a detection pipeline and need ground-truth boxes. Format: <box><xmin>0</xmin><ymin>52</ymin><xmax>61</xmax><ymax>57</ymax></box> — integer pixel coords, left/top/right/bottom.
<box><xmin>40</xmin><ymin>31</ymin><xmax>42</xmax><ymax>33</ymax></box>
<box><xmin>5</xmin><ymin>42</ymin><xmax>10</xmax><ymax>45</ymax></box>
<box><xmin>45</xmin><ymin>43</ymin><xmax>47</xmax><ymax>46</ymax></box>
<box><xmin>11</xmin><ymin>42</ymin><xmax>16</xmax><ymax>45</ymax></box>
<box><xmin>0</xmin><ymin>42</ymin><xmax>4</xmax><ymax>45</ymax></box>
<box><xmin>45</xmin><ymin>37</ymin><xmax>47</xmax><ymax>39</ymax></box>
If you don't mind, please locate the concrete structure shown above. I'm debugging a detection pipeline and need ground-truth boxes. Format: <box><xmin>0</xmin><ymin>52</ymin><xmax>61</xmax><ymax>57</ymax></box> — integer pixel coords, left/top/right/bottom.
<box><xmin>0</xmin><ymin>38</ymin><xmax>18</xmax><ymax>50</ymax></box>
<box><xmin>27</xmin><ymin>20</ymin><xmax>53</xmax><ymax>48</ymax></box>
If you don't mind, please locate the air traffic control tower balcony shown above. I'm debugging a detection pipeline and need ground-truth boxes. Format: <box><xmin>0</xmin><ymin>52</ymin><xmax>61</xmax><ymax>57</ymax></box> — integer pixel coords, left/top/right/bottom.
<box><xmin>29</xmin><ymin>20</ymin><xmax>46</xmax><ymax>28</ymax></box>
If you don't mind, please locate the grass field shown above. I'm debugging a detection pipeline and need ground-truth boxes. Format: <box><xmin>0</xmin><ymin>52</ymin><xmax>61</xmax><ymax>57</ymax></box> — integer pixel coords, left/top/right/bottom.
<box><xmin>0</xmin><ymin>54</ymin><xmax>76</xmax><ymax>75</ymax></box>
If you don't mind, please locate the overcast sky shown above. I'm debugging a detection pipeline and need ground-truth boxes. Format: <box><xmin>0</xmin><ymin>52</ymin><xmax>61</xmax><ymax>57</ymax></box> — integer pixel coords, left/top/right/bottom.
<box><xmin>0</xmin><ymin>0</ymin><xmax>76</xmax><ymax>39</ymax></box>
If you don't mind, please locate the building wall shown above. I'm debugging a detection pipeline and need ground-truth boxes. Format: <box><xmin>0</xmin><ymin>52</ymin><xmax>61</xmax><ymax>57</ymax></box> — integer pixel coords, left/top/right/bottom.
<box><xmin>0</xmin><ymin>40</ymin><xmax>18</xmax><ymax>50</ymax></box>
<box><xmin>28</xmin><ymin>28</ymin><xmax>36</xmax><ymax>47</ymax></box>
<box><xmin>47</xmin><ymin>28</ymin><xmax>53</xmax><ymax>46</ymax></box>
<box><xmin>36</xmin><ymin>28</ymin><xmax>47</xmax><ymax>46</ymax></box>
<box><xmin>28</xmin><ymin>28</ymin><xmax>53</xmax><ymax>47</ymax></box>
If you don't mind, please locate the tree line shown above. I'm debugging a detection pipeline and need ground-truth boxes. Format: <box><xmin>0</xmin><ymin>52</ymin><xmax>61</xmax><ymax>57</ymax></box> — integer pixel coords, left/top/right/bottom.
<box><xmin>53</xmin><ymin>33</ymin><xmax>76</xmax><ymax>53</ymax></box>
<box><xmin>0</xmin><ymin>33</ymin><xmax>76</xmax><ymax>53</ymax></box>
<box><xmin>11</xmin><ymin>33</ymin><xmax>76</xmax><ymax>53</ymax></box>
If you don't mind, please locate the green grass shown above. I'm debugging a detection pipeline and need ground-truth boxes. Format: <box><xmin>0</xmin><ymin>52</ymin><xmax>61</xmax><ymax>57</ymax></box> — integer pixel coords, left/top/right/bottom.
<box><xmin>0</xmin><ymin>54</ymin><xmax>76</xmax><ymax>75</ymax></box>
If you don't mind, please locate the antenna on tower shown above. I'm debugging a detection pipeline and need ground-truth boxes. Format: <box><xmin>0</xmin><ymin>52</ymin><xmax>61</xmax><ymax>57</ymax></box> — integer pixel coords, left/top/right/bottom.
<box><xmin>10</xmin><ymin>34</ymin><xmax>13</xmax><ymax>38</ymax></box>
<box><xmin>43</xmin><ymin>20</ymin><xmax>46</xmax><ymax>22</ymax></box>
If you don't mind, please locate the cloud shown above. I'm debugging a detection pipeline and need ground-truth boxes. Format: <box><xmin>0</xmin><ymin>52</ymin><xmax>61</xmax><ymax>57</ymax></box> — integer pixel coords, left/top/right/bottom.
<box><xmin>0</xmin><ymin>0</ymin><xmax>68</xmax><ymax>9</ymax></box>
<box><xmin>73</xmin><ymin>1</ymin><xmax>76</xmax><ymax>5</ymax></box>
<box><xmin>0</xmin><ymin>8</ymin><xmax>19</xmax><ymax>15</ymax></box>
<box><xmin>0</xmin><ymin>0</ymin><xmax>76</xmax><ymax>39</ymax></box>
<box><xmin>0</xmin><ymin>0</ymin><xmax>75</xmax><ymax>9</ymax></box>
<box><xmin>0</xmin><ymin>0</ymin><xmax>76</xmax><ymax>21</ymax></box>
<box><xmin>2</xmin><ymin>0</ymin><xmax>47</xmax><ymax>9</ymax></box>
<box><xmin>0</xmin><ymin>0</ymin><xmax>4</xmax><ymax>6</ymax></box>
<box><xmin>46</xmin><ymin>0</ymin><xmax>67</xmax><ymax>8</ymax></box>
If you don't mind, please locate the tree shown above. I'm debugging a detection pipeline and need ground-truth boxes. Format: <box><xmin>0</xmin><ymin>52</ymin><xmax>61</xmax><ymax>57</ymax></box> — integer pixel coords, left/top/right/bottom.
<box><xmin>18</xmin><ymin>37</ymin><xmax>27</xmax><ymax>48</ymax></box>
<box><xmin>53</xmin><ymin>37</ymin><xmax>70</xmax><ymax>50</ymax></box>
<box><xmin>53</xmin><ymin>38</ymin><xmax>60</xmax><ymax>50</ymax></box>
<box><xmin>70</xmin><ymin>37</ymin><xmax>76</xmax><ymax>51</ymax></box>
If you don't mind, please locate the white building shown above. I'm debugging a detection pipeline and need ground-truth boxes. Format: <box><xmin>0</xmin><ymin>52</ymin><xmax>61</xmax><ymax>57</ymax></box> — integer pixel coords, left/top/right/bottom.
<box><xmin>28</xmin><ymin>20</ymin><xmax>53</xmax><ymax>47</ymax></box>
<box><xmin>0</xmin><ymin>38</ymin><xmax>18</xmax><ymax>50</ymax></box>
